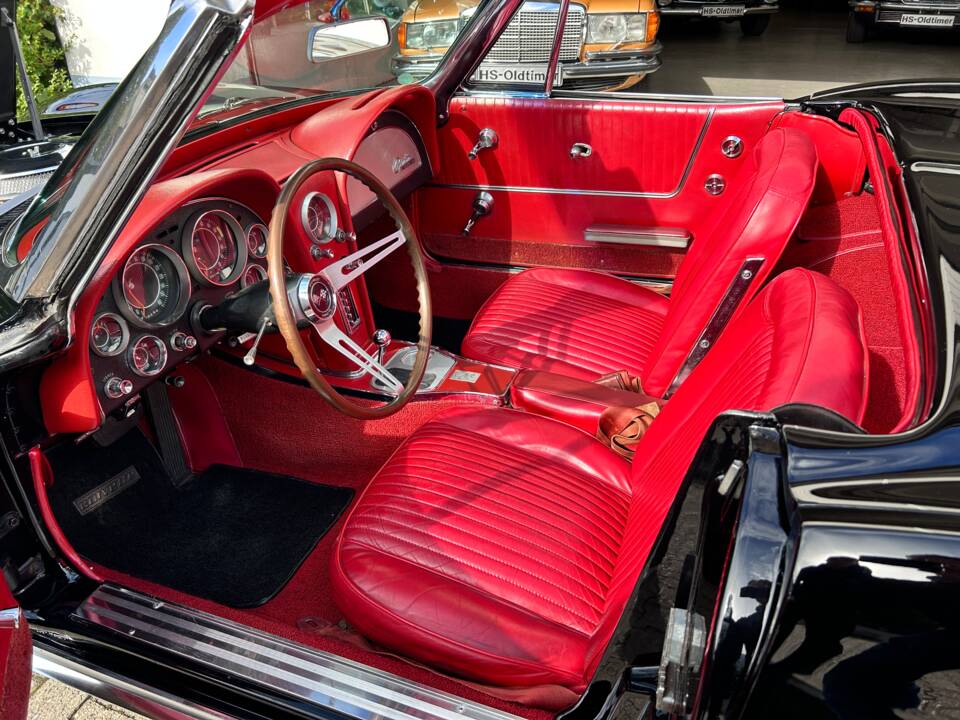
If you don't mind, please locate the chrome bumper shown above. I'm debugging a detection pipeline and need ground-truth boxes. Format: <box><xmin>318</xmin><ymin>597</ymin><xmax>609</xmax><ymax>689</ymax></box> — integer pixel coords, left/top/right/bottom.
<box><xmin>659</xmin><ymin>3</ymin><xmax>779</xmax><ymax>15</ymax></box>
<box><xmin>393</xmin><ymin>42</ymin><xmax>662</xmax><ymax>84</ymax></box>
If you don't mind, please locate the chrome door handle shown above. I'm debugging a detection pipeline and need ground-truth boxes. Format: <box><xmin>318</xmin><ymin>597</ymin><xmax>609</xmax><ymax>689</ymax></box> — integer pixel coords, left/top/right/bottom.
<box><xmin>570</xmin><ymin>142</ymin><xmax>592</xmax><ymax>159</ymax></box>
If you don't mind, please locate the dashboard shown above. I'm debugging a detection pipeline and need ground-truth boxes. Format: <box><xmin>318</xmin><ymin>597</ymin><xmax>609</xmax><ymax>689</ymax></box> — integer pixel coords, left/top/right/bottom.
<box><xmin>89</xmin><ymin>198</ymin><xmax>269</xmax><ymax>413</ymax></box>
<box><xmin>40</xmin><ymin>86</ymin><xmax>439</xmax><ymax>435</ymax></box>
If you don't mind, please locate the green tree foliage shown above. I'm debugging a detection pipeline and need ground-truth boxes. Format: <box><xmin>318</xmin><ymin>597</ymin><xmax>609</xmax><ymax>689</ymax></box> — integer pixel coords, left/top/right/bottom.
<box><xmin>14</xmin><ymin>0</ymin><xmax>73</xmax><ymax>120</ymax></box>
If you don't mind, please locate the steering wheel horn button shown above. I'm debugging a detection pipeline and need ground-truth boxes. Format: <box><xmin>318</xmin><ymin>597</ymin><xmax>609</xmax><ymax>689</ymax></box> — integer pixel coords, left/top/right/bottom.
<box><xmin>297</xmin><ymin>274</ymin><xmax>337</xmax><ymax>323</ymax></box>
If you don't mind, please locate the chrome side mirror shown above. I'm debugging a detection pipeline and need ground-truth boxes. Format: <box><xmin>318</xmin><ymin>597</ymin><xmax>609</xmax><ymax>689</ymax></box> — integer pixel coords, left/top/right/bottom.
<box><xmin>309</xmin><ymin>17</ymin><xmax>391</xmax><ymax>62</ymax></box>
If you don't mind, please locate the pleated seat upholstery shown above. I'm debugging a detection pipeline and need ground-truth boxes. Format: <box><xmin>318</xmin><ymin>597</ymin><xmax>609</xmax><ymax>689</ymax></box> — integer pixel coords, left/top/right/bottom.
<box><xmin>331</xmin><ymin>269</ymin><xmax>868</xmax><ymax>700</ymax></box>
<box><xmin>461</xmin><ymin>127</ymin><xmax>819</xmax><ymax>396</ymax></box>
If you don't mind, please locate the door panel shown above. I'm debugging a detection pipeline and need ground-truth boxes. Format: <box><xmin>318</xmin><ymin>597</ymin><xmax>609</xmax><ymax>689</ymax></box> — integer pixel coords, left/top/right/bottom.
<box><xmin>0</xmin><ymin>580</ymin><xmax>30</xmax><ymax>720</ymax></box>
<box><xmin>418</xmin><ymin>96</ymin><xmax>785</xmax><ymax>277</ymax></box>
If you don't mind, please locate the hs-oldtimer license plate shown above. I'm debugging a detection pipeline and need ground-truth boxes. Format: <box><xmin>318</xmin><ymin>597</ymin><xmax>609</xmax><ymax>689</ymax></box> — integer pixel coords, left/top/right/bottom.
<box><xmin>701</xmin><ymin>5</ymin><xmax>746</xmax><ymax>17</ymax></box>
<box><xmin>900</xmin><ymin>13</ymin><xmax>955</xmax><ymax>26</ymax></box>
<box><xmin>472</xmin><ymin>63</ymin><xmax>563</xmax><ymax>86</ymax></box>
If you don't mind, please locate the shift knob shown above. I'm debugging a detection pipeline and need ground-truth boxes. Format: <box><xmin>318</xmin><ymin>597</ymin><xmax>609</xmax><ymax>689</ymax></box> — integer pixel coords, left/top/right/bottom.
<box><xmin>372</xmin><ymin>329</ymin><xmax>391</xmax><ymax>364</ymax></box>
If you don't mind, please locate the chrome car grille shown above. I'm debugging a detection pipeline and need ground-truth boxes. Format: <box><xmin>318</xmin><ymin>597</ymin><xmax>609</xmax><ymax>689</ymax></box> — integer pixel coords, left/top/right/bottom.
<box><xmin>900</xmin><ymin>0</ymin><xmax>958</xmax><ymax>5</ymax></box>
<box><xmin>478</xmin><ymin>3</ymin><xmax>586</xmax><ymax>63</ymax></box>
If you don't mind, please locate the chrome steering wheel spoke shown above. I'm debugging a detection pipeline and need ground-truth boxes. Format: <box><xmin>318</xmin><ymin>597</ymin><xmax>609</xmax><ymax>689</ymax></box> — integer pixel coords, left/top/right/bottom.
<box><xmin>321</xmin><ymin>229</ymin><xmax>405</xmax><ymax>291</ymax></box>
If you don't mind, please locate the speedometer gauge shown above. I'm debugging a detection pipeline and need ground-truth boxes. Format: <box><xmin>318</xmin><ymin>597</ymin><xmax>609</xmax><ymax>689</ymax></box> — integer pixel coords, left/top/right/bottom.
<box><xmin>301</xmin><ymin>192</ymin><xmax>338</xmax><ymax>244</ymax></box>
<box><xmin>114</xmin><ymin>244</ymin><xmax>191</xmax><ymax>328</ymax></box>
<box><xmin>183</xmin><ymin>210</ymin><xmax>247</xmax><ymax>286</ymax></box>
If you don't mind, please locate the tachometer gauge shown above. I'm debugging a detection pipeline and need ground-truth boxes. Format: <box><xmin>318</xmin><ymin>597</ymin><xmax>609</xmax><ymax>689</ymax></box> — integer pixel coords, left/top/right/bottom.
<box><xmin>241</xmin><ymin>264</ymin><xmax>267</xmax><ymax>289</ymax></box>
<box><xmin>128</xmin><ymin>335</ymin><xmax>168</xmax><ymax>377</ymax></box>
<box><xmin>115</xmin><ymin>244</ymin><xmax>191</xmax><ymax>328</ymax></box>
<box><xmin>184</xmin><ymin>210</ymin><xmax>247</xmax><ymax>286</ymax></box>
<box><xmin>301</xmin><ymin>192</ymin><xmax>338</xmax><ymax>244</ymax></box>
<box><xmin>246</xmin><ymin>223</ymin><xmax>268</xmax><ymax>259</ymax></box>
<box><xmin>90</xmin><ymin>313</ymin><xmax>129</xmax><ymax>357</ymax></box>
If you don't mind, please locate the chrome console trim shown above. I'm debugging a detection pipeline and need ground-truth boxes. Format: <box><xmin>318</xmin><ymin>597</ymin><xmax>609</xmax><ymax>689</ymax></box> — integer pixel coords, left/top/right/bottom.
<box><xmin>432</xmin><ymin>107</ymin><xmax>713</xmax><ymax>199</ymax></box>
<box><xmin>74</xmin><ymin>584</ymin><xmax>524</xmax><ymax>720</ymax></box>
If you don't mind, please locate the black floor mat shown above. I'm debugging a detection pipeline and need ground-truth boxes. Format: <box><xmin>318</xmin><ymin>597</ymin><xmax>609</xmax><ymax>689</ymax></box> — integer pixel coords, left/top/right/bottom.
<box><xmin>46</xmin><ymin>430</ymin><xmax>353</xmax><ymax>608</ymax></box>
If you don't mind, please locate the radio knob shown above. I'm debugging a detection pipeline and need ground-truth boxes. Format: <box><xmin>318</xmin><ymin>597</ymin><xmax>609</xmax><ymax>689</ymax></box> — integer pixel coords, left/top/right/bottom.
<box><xmin>105</xmin><ymin>376</ymin><xmax>133</xmax><ymax>399</ymax></box>
<box><xmin>170</xmin><ymin>331</ymin><xmax>197</xmax><ymax>352</ymax></box>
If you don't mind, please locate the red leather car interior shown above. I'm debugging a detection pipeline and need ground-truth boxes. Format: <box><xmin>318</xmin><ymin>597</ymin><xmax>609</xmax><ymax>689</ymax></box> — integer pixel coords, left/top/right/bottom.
<box><xmin>461</xmin><ymin>127</ymin><xmax>818</xmax><ymax>396</ymax></box>
<box><xmin>330</xmin><ymin>268</ymin><xmax>868</xmax><ymax>698</ymax></box>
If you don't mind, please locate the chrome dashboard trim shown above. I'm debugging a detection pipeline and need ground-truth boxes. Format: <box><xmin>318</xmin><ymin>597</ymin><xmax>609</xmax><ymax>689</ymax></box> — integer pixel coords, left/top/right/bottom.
<box><xmin>74</xmin><ymin>584</ymin><xmax>525</xmax><ymax>720</ymax></box>
<box><xmin>431</xmin><ymin>107</ymin><xmax>712</xmax><ymax>199</ymax></box>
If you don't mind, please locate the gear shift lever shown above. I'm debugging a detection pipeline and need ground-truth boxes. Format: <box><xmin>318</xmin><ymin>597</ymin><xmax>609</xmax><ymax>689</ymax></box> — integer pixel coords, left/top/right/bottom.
<box><xmin>372</xmin><ymin>329</ymin><xmax>391</xmax><ymax>365</ymax></box>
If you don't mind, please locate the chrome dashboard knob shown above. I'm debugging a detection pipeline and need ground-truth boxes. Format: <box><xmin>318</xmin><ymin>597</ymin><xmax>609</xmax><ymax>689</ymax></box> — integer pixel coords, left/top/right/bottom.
<box><xmin>104</xmin><ymin>376</ymin><xmax>133</xmax><ymax>399</ymax></box>
<box><xmin>170</xmin><ymin>331</ymin><xmax>197</xmax><ymax>352</ymax></box>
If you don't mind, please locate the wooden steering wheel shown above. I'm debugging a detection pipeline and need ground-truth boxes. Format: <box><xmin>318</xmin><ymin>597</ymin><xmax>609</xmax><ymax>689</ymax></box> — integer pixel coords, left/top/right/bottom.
<box><xmin>266</xmin><ymin>158</ymin><xmax>432</xmax><ymax>419</ymax></box>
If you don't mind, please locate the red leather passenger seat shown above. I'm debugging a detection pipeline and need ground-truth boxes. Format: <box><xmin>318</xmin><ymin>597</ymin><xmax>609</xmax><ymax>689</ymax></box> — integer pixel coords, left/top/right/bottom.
<box><xmin>330</xmin><ymin>269</ymin><xmax>868</xmax><ymax>699</ymax></box>
<box><xmin>461</xmin><ymin>127</ymin><xmax>818</xmax><ymax>397</ymax></box>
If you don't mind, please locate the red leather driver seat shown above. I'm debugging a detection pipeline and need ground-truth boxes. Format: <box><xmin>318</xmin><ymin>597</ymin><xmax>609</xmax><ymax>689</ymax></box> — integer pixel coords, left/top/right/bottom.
<box><xmin>461</xmin><ymin>127</ymin><xmax>818</xmax><ymax>397</ymax></box>
<box><xmin>330</xmin><ymin>269</ymin><xmax>868</xmax><ymax>702</ymax></box>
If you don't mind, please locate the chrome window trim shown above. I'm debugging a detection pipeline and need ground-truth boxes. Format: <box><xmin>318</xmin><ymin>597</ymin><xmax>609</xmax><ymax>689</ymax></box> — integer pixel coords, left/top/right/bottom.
<box><xmin>430</xmin><ymin>107</ymin><xmax>713</xmax><ymax>199</ymax></box>
<box><xmin>1</xmin><ymin>0</ymin><xmax>254</xmax><ymax>329</ymax></box>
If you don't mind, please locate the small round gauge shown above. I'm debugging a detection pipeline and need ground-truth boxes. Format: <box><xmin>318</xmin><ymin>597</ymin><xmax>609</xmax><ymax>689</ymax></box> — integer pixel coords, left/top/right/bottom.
<box><xmin>241</xmin><ymin>264</ymin><xmax>267</xmax><ymax>289</ymax></box>
<box><xmin>183</xmin><ymin>210</ymin><xmax>247</xmax><ymax>286</ymax></box>
<box><xmin>301</xmin><ymin>192</ymin><xmax>338</xmax><ymax>244</ymax></box>
<box><xmin>90</xmin><ymin>312</ymin><xmax>129</xmax><ymax>357</ymax></box>
<box><xmin>114</xmin><ymin>244</ymin><xmax>191</xmax><ymax>328</ymax></box>
<box><xmin>127</xmin><ymin>335</ymin><xmax>168</xmax><ymax>377</ymax></box>
<box><xmin>246</xmin><ymin>223</ymin><xmax>268</xmax><ymax>259</ymax></box>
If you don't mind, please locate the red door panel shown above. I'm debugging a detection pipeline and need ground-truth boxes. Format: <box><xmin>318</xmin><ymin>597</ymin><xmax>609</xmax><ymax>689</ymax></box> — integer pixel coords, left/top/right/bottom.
<box><xmin>416</xmin><ymin>96</ymin><xmax>785</xmax><ymax>280</ymax></box>
<box><xmin>0</xmin><ymin>580</ymin><xmax>30</xmax><ymax>720</ymax></box>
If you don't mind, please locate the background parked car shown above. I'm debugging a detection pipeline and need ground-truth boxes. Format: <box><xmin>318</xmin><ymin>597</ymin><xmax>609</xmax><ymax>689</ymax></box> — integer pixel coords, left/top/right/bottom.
<box><xmin>656</xmin><ymin>0</ymin><xmax>778</xmax><ymax>36</ymax></box>
<box><xmin>847</xmin><ymin>0</ymin><xmax>959</xmax><ymax>42</ymax></box>
<box><xmin>394</xmin><ymin>0</ymin><xmax>662</xmax><ymax>90</ymax></box>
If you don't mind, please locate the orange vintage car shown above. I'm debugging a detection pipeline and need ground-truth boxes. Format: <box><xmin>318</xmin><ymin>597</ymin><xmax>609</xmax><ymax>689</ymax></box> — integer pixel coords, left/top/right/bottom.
<box><xmin>393</xmin><ymin>0</ymin><xmax>662</xmax><ymax>89</ymax></box>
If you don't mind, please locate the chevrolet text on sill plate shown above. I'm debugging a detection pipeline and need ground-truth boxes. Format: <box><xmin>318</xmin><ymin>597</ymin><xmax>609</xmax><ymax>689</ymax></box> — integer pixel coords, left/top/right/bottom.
<box><xmin>472</xmin><ymin>63</ymin><xmax>563</xmax><ymax>86</ymax></box>
<box><xmin>701</xmin><ymin>5</ymin><xmax>746</xmax><ymax>17</ymax></box>
<box><xmin>900</xmin><ymin>13</ymin><xmax>954</xmax><ymax>26</ymax></box>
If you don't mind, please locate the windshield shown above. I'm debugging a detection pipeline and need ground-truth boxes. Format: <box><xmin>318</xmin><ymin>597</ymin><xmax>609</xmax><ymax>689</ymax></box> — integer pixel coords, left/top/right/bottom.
<box><xmin>189</xmin><ymin>0</ymin><xmax>477</xmax><ymax>133</ymax></box>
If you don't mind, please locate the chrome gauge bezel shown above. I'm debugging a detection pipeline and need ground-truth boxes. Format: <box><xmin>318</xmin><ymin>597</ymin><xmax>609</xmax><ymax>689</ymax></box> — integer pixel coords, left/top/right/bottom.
<box><xmin>182</xmin><ymin>209</ymin><xmax>248</xmax><ymax>287</ymax></box>
<box><xmin>245</xmin><ymin>222</ymin><xmax>268</xmax><ymax>259</ymax></box>
<box><xmin>113</xmin><ymin>243</ymin><xmax>192</xmax><ymax>329</ymax></box>
<box><xmin>300</xmin><ymin>191</ymin><xmax>338</xmax><ymax>245</ymax></box>
<box><xmin>90</xmin><ymin>312</ymin><xmax>130</xmax><ymax>358</ymax></box>
<box><xmin>240</xmin><ymin>263</ymin><xmax>268</xmax><ymax>289</ymax></box>
<box><xmin>127</xmin><ymin>334</ymin><xmax>168</xmax><ymax>378</ymax></box>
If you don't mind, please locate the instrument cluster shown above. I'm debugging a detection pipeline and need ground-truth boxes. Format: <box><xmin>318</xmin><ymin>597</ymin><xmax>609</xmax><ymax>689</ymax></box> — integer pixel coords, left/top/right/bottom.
<box><xmin>89</xmin><ymin>197</ymin><xmax>276</xmax><ymax>413</ymax></box>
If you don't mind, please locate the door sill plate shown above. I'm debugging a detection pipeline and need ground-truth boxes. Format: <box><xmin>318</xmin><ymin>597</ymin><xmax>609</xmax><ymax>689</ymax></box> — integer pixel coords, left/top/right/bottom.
<box><xmin>74</xmin><ymin>584</ymin><xmax>523</xmax><ymax>720</ymax></box>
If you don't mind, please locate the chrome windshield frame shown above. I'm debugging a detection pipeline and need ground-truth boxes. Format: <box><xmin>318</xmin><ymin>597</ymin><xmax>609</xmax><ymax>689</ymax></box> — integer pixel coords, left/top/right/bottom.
<box><xmin>0</xmin><ymin>0</ymin><xmax>254</xmax><ymax>309</ymax></box>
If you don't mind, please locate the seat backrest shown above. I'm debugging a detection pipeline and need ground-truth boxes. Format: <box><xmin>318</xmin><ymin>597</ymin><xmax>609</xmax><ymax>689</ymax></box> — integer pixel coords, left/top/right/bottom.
<box><xmin>592</xmin><ymin>269</ymin><xmax>868</xmax><ymax>650</ymax></box>
<box><xmin>641</xmin><ymin>128</ymin><xmax>819</xmax><ymax>397</ymax></box>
